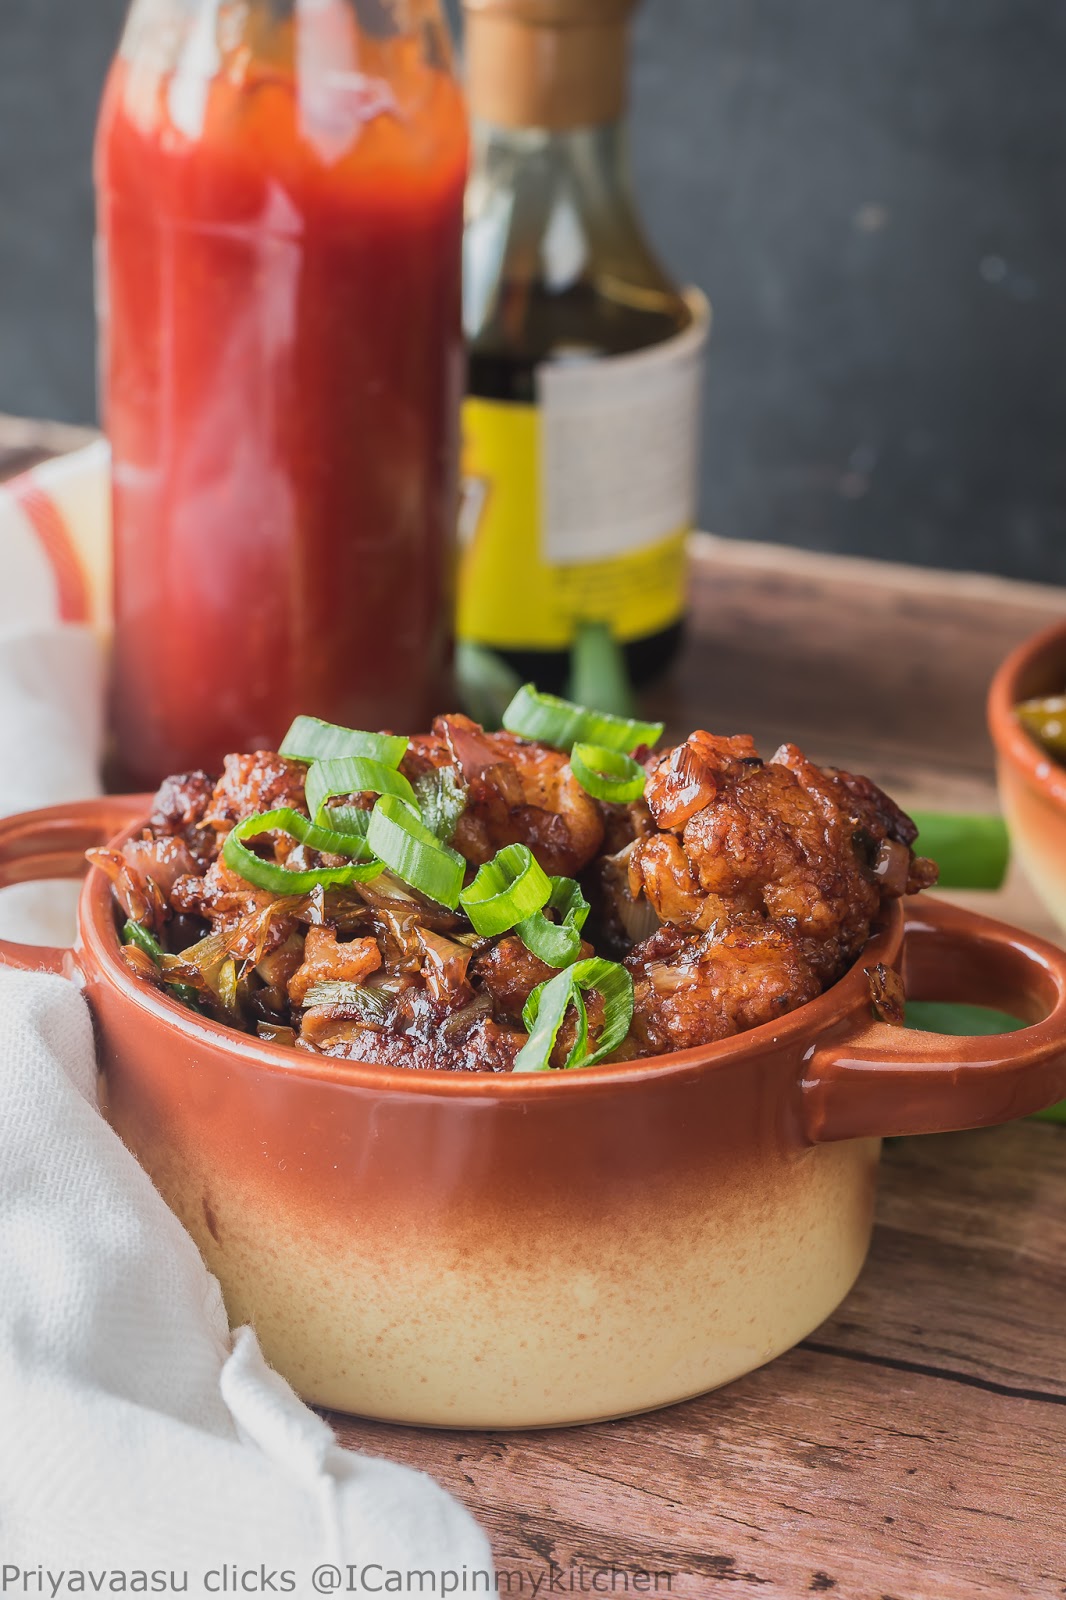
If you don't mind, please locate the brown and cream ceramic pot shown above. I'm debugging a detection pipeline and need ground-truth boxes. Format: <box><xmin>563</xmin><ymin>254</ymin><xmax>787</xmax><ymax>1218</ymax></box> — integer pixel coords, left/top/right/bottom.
<box><xmin>989</xmin><ymin>619</ymin><xmax>1066</xmax><ymax>935</ymax></box>
<box><xmin>3</xmin><ymin>797</ymin><xmax>1066</xmax><ymax>1428</ymax></box>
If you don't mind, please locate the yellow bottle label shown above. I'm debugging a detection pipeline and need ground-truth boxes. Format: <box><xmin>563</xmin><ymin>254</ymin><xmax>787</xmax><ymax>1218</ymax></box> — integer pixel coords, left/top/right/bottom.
<box><xmin>458</xmin><ymin>290</ymin><xmax>710</xmax><ymax>652</ymax></box>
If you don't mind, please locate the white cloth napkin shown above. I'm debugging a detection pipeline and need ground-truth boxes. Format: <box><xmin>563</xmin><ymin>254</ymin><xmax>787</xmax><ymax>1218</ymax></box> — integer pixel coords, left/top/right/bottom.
<box><xmin>0</xmin><ymin>622</ymin><xmax>491</xmax><ymax>1587</ymax></box>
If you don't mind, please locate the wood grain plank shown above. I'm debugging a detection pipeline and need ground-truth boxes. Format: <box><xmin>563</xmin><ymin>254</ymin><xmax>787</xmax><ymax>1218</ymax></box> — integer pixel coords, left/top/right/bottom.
<box><xmin>670</xmin><ymin>533</ymin><xmax>1066</xmax><ymax>782</ymax></box>
<box><xmin>813</xmin><ymin>1127</ymin><xmax>1066</xmax><ymax>1398</ymax></box>
<box><xmin>335</xmin><ymin>1349</ymin><xmax>1066</xmax><ymax>1598</ymax></box>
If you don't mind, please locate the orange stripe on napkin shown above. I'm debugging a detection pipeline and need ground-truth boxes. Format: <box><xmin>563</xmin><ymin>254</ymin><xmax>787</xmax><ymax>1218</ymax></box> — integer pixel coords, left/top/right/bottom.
<box><xmin>8</xmin><ymin>475</ymin><xmax>91</xmax><ymax>624</ymax></box>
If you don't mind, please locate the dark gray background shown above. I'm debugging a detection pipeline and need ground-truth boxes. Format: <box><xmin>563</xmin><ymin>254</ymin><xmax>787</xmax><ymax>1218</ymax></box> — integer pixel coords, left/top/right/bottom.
<box><xmin>1</xmin><ymin>0</ymin><xmax>1063</xmax><ymax>582</ymax></box>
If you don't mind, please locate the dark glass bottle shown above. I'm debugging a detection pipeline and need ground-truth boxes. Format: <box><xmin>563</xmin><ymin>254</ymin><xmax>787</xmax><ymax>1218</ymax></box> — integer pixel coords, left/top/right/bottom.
<box><xmin>458</xmin><ymin>0</ymin><xmax>709</xmax><ymax>693</ymax></box>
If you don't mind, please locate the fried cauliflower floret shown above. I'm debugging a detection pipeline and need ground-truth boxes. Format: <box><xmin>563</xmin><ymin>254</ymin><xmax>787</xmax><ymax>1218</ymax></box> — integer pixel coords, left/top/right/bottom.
<box><xmin>679</xmin><ymin>761</ymin><xmax>879</xmax><ymax>957</ymax></box>
<box><xmin>469</xmin><ymin>936</ymin><xmax>563</xmax><ymax>1025</ymax></box>
<box><xmin>643</xmin><ymin>732</ymin><xmax>762</xmax><ymax>831</ymax></box>
<box><xmin>626</xmin><ymin>918</ymin><xmax>823</xmax><ymax>1053</ymax></box>
<box><xmin>203</xmin><ymin>751</ymin><xmax>308</xmax><ymax>829</ymax></box>
<box><xmin>632</xmin><ymin>755</ymin><xmax>880</xmax><ymax>956</ymax></box>
<box><xmin>629</xmin><ymin>732</ymin><xmax>935</xmax><ymax>964</ymax></box>
<box><xmin>618</xmin><ymin>732</ymin><xmax>937</xmax><ymax>1015</ymax></box>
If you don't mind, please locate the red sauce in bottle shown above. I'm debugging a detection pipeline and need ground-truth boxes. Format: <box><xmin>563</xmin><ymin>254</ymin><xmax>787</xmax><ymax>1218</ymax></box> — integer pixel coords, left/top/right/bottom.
<box><xmin>96</xmin><ymin>20</ymin><xmax>467</xmax><ymax>788</ymax></box>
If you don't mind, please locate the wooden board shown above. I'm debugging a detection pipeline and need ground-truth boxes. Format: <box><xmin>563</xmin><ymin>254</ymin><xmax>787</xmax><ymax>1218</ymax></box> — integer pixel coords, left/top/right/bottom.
<box><xmin>681</xmin><ymin>532</ymin><xmax>1066</xmax><ymax>788</ymax></box>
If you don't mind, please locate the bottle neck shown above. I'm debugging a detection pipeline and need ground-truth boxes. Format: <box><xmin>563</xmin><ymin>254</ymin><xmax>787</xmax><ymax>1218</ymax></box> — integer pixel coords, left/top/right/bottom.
<box><xmin>464</xmin><ymin>10</ymin><xmax>629</xmax><ymax>132</ymax></box>
<box><xmin>469</xmin><ymin>115</ymin><xmax>636</xmax><ymax>214</ymax></box>
<box><xmin>464</xmin><ymin>114</ymin><xmax>676</xmax><ymax>354</ymax></box>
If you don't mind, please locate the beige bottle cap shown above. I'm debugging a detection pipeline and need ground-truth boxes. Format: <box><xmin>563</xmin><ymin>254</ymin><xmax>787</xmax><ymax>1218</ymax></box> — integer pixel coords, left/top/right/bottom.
<box><xmin>462</xmin><ymin>0</ymin><xmax>639</xmax><ymax>131</ymax></box>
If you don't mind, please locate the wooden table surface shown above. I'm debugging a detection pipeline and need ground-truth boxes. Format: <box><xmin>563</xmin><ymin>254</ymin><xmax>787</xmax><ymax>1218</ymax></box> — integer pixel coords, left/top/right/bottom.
<box><xmin>5</xmin><ymin>418</ymin><xmax>1065</xmax><ymax>1597</ymax></box>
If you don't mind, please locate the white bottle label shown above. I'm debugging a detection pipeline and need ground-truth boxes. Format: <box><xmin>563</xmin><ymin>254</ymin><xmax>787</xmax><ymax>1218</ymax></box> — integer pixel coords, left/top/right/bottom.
<box><xmin>537</xmin><ymin>289</ymin><xmax>710</xmax><ymax>567</ymax></box>
<box><xmin>458</xmin><ymin>288</ymin><xmax>710</xmax><ymax>651</ymax></box>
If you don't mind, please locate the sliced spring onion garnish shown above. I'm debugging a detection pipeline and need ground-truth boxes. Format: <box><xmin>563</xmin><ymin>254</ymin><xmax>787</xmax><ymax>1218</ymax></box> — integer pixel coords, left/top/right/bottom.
<box><xmin>455</xmin><ymin>641</ymin><xmax>523</xmax><ymax>731</ymax></box>
<box><xmin>315</xmin><ymin>805</ymin><xmax>372</xmax><ymax>843</ymax></box>
<box><xmin>279</xmin><ymin>715</ymin><xmax>407</xmax><ymax>769</ymax></box>
<box><xmin>121</xmin><ymin>920</ymin><xmax>202</xmax><ymax>1009</ymax></box>
<box><xmin>365</xmin><ymin>793</ymin><xmax>465</xmax><ymax>909</ymax></box>
<box><xmin>513</xmin><ymin>957</ymin><xmax>634</xmax><ymax>1073</ymax></box>
<box><xmin>222</xmin><ymin>811</ymin><xmax>383</xmax><ymax>893</ymax></box>
<box><xmin>514</xmin><ymin>969</ymin><xmax>590</xmax><ymax>1074</ymax></box>
<box><xmin>567</xmin><ymin>620</ymin><xmax>635</xmax><ymax>719</ymax></box>
<box><xmin>515</xmin><ymin>876</ymin><xmax>590</xmax><ymax>969</ymax></box>
<box><xmin>122</xmin><ymin>919</ymin><xmax>164</xmax><ymax>963</ymax></box>
<box><xmin>910</xmin><ymin>811</ymin><xmax>1010</xmax><ymax>891</ymax></box>
<box><xmin>502</xmin><ymin>684</ymin><xmax>663</xmax><ymax>755</ymax></box>
<box><xmin>414</xmin><ymin>765</ymin><xmax>468</xmax><ymax>844</ymax></box>
<box><xmin>305</xmin><ymin>756</ymin><xmax>416</xmax><ymax>829</ymax></box>
<box><xmin>570</xmin><ymin>743</ymin><xmax>647</xmax><ymax>804</ymax></box>
<box><xmin>459</xmin><ymin>843</ymin><xmax>551</xmax><ymax>937</ymax></box>
<box><xmin>236</xmin><ymin>806</ymin><xmax>372</xmax><ymax>861</ymax></box>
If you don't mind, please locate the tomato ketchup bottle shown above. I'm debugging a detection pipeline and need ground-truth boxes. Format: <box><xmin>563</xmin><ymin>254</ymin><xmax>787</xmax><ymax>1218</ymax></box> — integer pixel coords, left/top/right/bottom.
<box><xmin>95</xmin><ymin>0</ymin><xmax>467</xmax><ymax>788</ymax></box>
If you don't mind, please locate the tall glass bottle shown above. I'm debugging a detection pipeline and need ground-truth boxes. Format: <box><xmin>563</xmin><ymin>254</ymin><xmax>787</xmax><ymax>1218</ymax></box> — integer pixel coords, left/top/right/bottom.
<box><xmin>458</xmin><ymin>0</ymin><xmax>708</xmax><ymax>694</ymax></box>
<box><xmin>96</xmin><ymin>0</ymin><xmax>467</xmax><ymax>788</ymax></box>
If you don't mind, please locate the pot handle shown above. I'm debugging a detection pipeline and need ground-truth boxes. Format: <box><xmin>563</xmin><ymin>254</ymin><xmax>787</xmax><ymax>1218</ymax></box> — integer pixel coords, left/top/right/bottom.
<box><xmin>802</xmin><ymin>896</ymin><xmax>1066</xmax><ymax>1141</ymax></box>
<box><xmin>0</xmin><ymin>795</ymin><xmax>148</xmax><ymax>976</ymax></box>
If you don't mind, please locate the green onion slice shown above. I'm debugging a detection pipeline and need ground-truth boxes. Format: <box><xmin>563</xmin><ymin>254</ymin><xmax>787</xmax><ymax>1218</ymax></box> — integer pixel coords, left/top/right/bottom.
<box><xmin>910</xmin><ymin>811</ymin><xmax>1010</xmax><ymax>891</ymax></box>
<box><xmin>280</xmin><ymin>715</ymin><xmax>407</xmax><ymax>769</ymax></box>
<box><xmin>514</xmin><ymin>957</ymin><xmax>634</xmax><ymax>1073</ymax></box>
<box><xmin>366</xmin><ymin>794</ymin><xmax>465</xmax><ymax>909</ymax></box>
<box><xmin>122</xmin><ymin>919</ymin><xmax>164</xmax><ymax>963</ymax></box>
<box><xmin>502</xmin><ymin>684</ymin><xmax>663</xmax><ymax>756</ymax></box>
<box><xmin>312</xmin><ymin>805</ymin><xmax>372</xmax><ymax>845</ymax></box>
<box><xmin>237</xmin><ymin>806</ymin><xmax>372</xmax><ymax>861</ymax></box>
<box><xmin>515</xmin><ymin>876</ymin><xmax>589</xmax><ymax>968</ymax></box>
<box><xmin>515</xmin><ymin>969</ymin><xmax>590</xmax><ymax>1074</ymax></box>
<box><xmin>459</xmin><ymin>844</ymin><xmax>551</xmax><ymax>937</ymax></box>
<box><xmin>414</xmin><ymin>766</ymin><xmax>468</xmax><ymax>844</ymax></box>
<box><xmin>456</xmin><ymin>641</ymin><xmax>523</xmax><ymax>731</ymax></box>
<box><xmin>567</xmin><ymin>620</ymin><xmax>635</xmax><ymax>719</ymax></box>
<box><xmin>222</xmin><ymin>811</ymin><xmax>383</xmax><ymax>893</ymax></box>
<box><xmin>305</xmin><ymin>757</ymin><xmax>416</xmax><ymax>831</ymax></box>
<box><xmin>121</xmin><ymin>921</ymin><xmax>201</xmax><ymax>1009</ymax></box>
<box><xmin>570</xmin><ymin>743</ymin><xmax>647</xmax><ymax>804</ymax></box>
<box><xmin>561</xmin><ymin>988</ymin><xmax>590</xmax><ymax>1069</ymax></box>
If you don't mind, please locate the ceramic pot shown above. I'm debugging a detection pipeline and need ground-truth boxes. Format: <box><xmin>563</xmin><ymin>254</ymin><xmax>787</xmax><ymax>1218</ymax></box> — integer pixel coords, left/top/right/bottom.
<box><xmin>3</xmin><ymin>797</ymin><xmax>1066</xmax><ymax>1428</ymax></box>
<box><xmin>988</xmin><ymin>618</ymin><xmax>1066</xmax><ymax>935</ymax></box>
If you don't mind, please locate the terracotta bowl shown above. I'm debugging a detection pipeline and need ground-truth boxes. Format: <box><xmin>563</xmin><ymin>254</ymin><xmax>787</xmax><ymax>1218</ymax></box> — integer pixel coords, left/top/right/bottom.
<box><xmin>989</xmin><ymin>618</ymin><xmax>1066</xmax><ymax>934</ymax></box>
<box><xmin>4</xmin><ymin>796</ymin><xmax>1066</xmax><ymax>1428</ymax></box>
